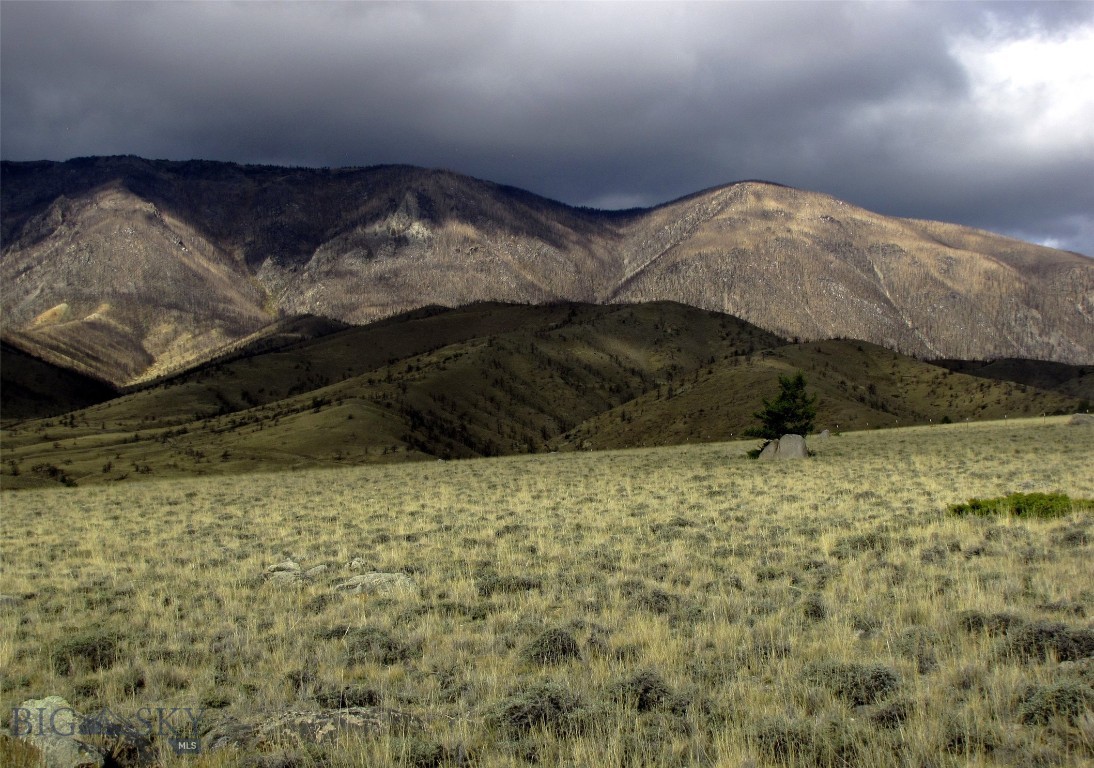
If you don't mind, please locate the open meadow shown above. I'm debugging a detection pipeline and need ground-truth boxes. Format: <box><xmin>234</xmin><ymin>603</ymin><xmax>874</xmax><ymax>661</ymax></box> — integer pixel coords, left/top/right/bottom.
<box><xmin>2</xmin><ymin>417</ymin><xmax>1092</xmax><ymax>767</ymax></box>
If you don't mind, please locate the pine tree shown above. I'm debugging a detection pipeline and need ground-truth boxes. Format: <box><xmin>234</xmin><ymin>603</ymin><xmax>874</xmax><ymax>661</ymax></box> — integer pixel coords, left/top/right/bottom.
<box><xmin>745</xmin><ymin>372</ymin><xmax>817</xmax><ymax>440</ymax></box>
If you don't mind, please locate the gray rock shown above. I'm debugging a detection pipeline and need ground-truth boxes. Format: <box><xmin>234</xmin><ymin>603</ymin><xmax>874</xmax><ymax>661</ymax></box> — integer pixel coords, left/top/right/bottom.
<box><xmin>334</xmin><ymin>572</ymin><xmax>418</xmax><ymax>596</ymax></box>
<box><xmin>202</xmin><ymin>715</ymin><xmax>258</xmax><ymax>751</ymax></box>
<box><xmin>0</xmin><ymin>593</ymin><xmax>24</xmax><ymax>609</ymax></box>
<box><xmin>757</xmin><ymin>434</ymin><xmax>808</xmax><ymax>461</ymax></box>
<box><xmin>204</xmin><ymin>708</ymin><xmax>417</xmax><ymax>752</ymax></box>
<box><xmin>819</xmin><ymin>429</ymin><xmax>830</xmax><ymax>439</ymax></box>
<box><xmin>1068</xmin><ymin>413</ymin><xmax>1094</xmax><ymax>425</ymax></box>
<box><xmin>348</xmin><ymin>557</ymin><xmax>371</xmax><ymax>570</ymax></box>
<box><xmin>14</xmin><ymin>696</ymin><xmax>106</xmax><ymax>768</ymax></box>
<box><xmin>304</xmin><ymin>564</ymin><xmax>329</xmax><ymax>578</ymax></box>
<box><xmin>264</xmin><ymin>559</ymin><xmax>309</xmax><ymax>586</ymax></box>
<box><xmin>778</xmin><ymin>434</ymin><xmax>808</xmax><ymax>458</ymax></box>
<box><xmin>254</xmin><ymin>707</ymin><xmax>419</xmax><ymax>747</ymax></box>
<box><xmin>757</xmin><ymin>441</ymin><xmax>779</xmax><ymax>461</ymax></box>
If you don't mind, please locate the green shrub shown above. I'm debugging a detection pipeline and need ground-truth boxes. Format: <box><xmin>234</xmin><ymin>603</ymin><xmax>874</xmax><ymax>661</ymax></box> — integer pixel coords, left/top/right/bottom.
<box><xmin>486</xmin><ymin>680</ymin><xmax>586</xmax><ymax>735</ymax></box>
<box><xmin>1018</xmin><ymin>681</ymin><xmax>1094</xmax><ymax>725</ymax></box>
<box><xmin>956</xmin><ymin>610</ymin><xmax>1024</xmax><ymax>635</ymax></box>
<box><xmin>341</xmin><ymin>626</ymin><xmax>419</xmax><ymax>666</ymax></box>
<box><xmin>612</xmin><ymin>668</ymin><xmax>673</xmax><ymax>712</ymax></box>
<box><xmin>520</xmin><ymin>627</ymin><xmax>581</xmax><ymax>665</ymax></box>
<box><xmin>752</xmin><ymin>715</ymin><xmax>868</xmax><ymax>768</ymax></box>
<box><xmin>948</xmin><ymin>492</ymin><xmax>1094</xmax><ymax>519</ymax></box>
<box><xmin>313</xmin><ymin>684</ymin><xmax>380</xmax><ymax>708</ymax></box>
<box><xmin>1005</xmin><ymin>621</ymin><xmax>1094</xmax><ymax>662</ymax></box>
<box><xmin>476</xmin><ymin>572</ymin><xmax>542</xmax><ymax>598</ymax></box>
<box><xmin>51</xmin><ymin>629</ymin><xmax>121</xmax><ymax>675</ymax></box>
<box><xmin>806</xmin><ymin>661</ymin><xmax>900</xmax><ymax>705</ymax></box>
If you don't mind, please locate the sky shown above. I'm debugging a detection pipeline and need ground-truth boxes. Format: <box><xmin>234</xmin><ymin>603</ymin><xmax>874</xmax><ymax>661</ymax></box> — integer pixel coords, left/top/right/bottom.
<box><xmin>2</xmin><ymin>1</ymin><xmax>1093</xmax><ymax>256</ymax></box>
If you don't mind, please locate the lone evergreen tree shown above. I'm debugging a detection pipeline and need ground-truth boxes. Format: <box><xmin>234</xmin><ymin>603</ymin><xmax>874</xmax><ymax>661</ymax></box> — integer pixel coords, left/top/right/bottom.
<box><xmin>745</xmin><ymin>371</ymin><xmax>817</xmax><ymax>440</ymax></box>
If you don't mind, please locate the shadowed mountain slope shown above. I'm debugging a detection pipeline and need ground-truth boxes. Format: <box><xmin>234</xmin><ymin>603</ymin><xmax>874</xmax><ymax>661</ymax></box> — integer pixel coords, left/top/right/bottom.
<box><xmin>2</xmin><ymin>156</ymin><xmax>1092</xmax><ymax>388</ymax></box>
<box><xmin>0</xmin><ymin>340</ymin><xmax>117</xmax><ymax>423</ymax></box>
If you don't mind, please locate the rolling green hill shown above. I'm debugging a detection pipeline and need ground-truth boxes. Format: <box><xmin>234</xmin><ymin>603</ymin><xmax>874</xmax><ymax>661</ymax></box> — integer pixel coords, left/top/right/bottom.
<box><xmin>0</xmin><ymin>303</ymin><xmax>1085</xmax><ymax>490</ymax></box>
<box><xmin>932</xmin><ymin>357</ymin><xmax>1094</xmax><ymax>404</ymax></box>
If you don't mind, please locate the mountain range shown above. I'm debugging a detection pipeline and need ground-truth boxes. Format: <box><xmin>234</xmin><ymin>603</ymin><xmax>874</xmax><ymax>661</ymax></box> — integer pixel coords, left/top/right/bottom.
<box><xmin>3</xmin><ymin>156</ymin><xmax>1092</xmax><ymax>390</ymax></box>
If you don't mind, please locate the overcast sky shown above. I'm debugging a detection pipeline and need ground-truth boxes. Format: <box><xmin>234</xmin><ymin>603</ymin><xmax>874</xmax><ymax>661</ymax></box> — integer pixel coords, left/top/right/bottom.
<box><xmin>3</xmin><ymin>1</ymin><xmax>1093</xmax><ymax>255</ymax></box>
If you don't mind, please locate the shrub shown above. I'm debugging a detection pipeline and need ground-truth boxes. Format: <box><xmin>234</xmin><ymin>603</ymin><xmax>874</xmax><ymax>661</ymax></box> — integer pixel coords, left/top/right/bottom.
<box><xmin>948</xmin><ymin>492</ymin><xmax>1094</xmax><ymax>519</ymax></box>
<box><xmin>802</xmin><ymin>592</ymin><xmax>828</xmax><ymax>622</ymax></box>
<box><xmin>620</xmin><ymin>580</ymin><xmax>678</xmax><ymax>615</ymax></box>
<box><xmin>753</xmin><ymin>716</ymin><xmax>867</xmax><ymax>768</ymax></box>
<box><xmin>1018</xmin><ymin>681</ymin><xmax>1094</xmax><ymax>725</ymax></box>
<box><xmin>342</xmin><ymin>626</ymin><xmax>418</xmax><ymax>666</ymax></box>
<box><xmin>486</xmin><ymin>680</ymin><xmax>585</xmax><ymax>735</ymax></box>
<box><xmin>612</xmin><ymin>668</ymin><xmax>673</xmax><ymax>712</ymax></box>
<box><xmin>868</xmin><ymin>698</ymin><xmax>913</xmax><ymax>728</ymax></box>
<box><xmin>807</xmin><ymin>661</ymin><xmax>900</xmax><ymax>705</ymax></box>
<box><xmin>520</xmin><ymin>627</ymin><xmax>581</xmax><ymax>665</ymax></box>
<box><xmin>314</xmin><ymin>684</ymin><xmax>381</xmax><ymax>708</ymax></box>
<box><xmin>51</xmin><ymin>630</ymin><xmax>120</xmax><ymax>675</ymax></box>
<box><xmin>1005</xmin><ymin>621</ymin><xmax>1094</xmax><ymax>662</ymax></box>
<box><xmin>476</xmin><ymin>572</ymin><xmax>542</xmax><ymax>598</ymax></box>
<box><xmin>956</xmin><ymin>610</ymin><xmax>1024</xmax><ymax>635</ymax></box>
<box><xmin>752</xmin><ymin>716</ymin><xmax>815</xmax><ymax>764</ymax></box>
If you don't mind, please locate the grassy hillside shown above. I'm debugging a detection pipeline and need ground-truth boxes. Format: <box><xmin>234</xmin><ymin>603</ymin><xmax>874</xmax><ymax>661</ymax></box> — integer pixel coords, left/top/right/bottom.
<box><xmin>932</xmin><ymin>358</ymin><xmax>1094</xmax><ymax>404</ymax></box>
<box><xmin>558</xmin><ymin>339</ymin><xmax>1084</xmax><ymax>451</ymax></box>
<box><xmin>2</xmin><ymin>418</ymin><xmax>1092</xmax><ymax>767</ymax></box>
<box><xmin>1</xmin><ymin>304</ymin><xmax>1084</xmax><ymax>490</ymax></box>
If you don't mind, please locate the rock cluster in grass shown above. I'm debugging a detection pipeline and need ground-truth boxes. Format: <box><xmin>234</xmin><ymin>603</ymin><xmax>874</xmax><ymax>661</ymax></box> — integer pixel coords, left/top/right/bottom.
<box><xmin>203</xmin><ymin>706</ymin><xmax>419</xmax><ymax>752</ymax></box>
<box><xmin>758</xmin><ymin>434</ymin><xmax>808</xmax><ymax>460</ymax></box>
<box><xmin>263</xmin><ymin>559</ymin><xmax>329</xmax><ymax>586</ymax></box>
<box><xmin>1068</xmin><ymin>413</ymin><xmax>1094</xmax><ymax>425</ymax></box>
<box><xmin>333</xmin><ymin>571</ymin><xmax>418</xmax><ymax>597</ymax></box>
<box><xmin>262</xmin><ymin>559</ymin><xmax>417</xmax><ymax>597</ymax></box>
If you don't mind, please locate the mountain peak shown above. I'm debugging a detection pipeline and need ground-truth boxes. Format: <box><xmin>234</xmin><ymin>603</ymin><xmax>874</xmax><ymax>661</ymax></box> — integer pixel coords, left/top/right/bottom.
<box><xmin>3</xmin><ymin>156</ymin><xmax>1091</xmax><ymax>385</ymax></box>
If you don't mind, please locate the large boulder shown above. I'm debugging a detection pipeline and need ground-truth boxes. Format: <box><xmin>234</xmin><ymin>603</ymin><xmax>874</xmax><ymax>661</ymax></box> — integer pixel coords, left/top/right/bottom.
<box><xmin>1068</xmin><ymin>413</ymin><xmax>1094</xmax><ymax>425</ymax></box>
<box><xmin>757</xmin><ymin>434</ymin><xmax>808</xmax><ymax>461</ymax></box>
<box><xmin>12</xmin><ymin>696</ymin><xmax>106</xmax><ymax>768</ymax></box>
<box><xmin>757</xmin><ymin>441</ymin><xmax>779</xmax><ymax>460</ymax></box>
<box><xmin>778</xmin><ymin>434</ymin><xmax>808</xmax><ymax>458</ymax></box>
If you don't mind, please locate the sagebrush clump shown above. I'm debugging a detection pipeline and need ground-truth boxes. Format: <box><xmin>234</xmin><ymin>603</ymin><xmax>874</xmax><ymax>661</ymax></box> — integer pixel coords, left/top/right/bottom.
<box><xmin>949</xmin><ymin>491</ymin><xmax>1094</xmax><ymax>518</ymax></box>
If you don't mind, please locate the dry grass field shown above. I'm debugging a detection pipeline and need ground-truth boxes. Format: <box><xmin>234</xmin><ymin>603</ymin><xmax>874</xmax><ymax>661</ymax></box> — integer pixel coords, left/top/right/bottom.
<box><xmin>1</xmin><ymin>417</ymin><xmax>1092</xmax><ymax>767</ymax></box>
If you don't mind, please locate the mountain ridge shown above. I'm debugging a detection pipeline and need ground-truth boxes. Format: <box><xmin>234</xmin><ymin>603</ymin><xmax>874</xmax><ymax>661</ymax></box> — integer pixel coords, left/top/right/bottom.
<box><xmin>2</xmin><ymin>156</ymin><xmax>1091</xmax><ymax>386</ymax></box>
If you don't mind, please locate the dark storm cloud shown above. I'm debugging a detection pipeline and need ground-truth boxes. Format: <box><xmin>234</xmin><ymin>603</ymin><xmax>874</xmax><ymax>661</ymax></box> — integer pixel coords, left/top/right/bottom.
<box><xmin>2</xmin><ymin>1</ymin><xmax>1092</xmax><ymax>254</ymax></box>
